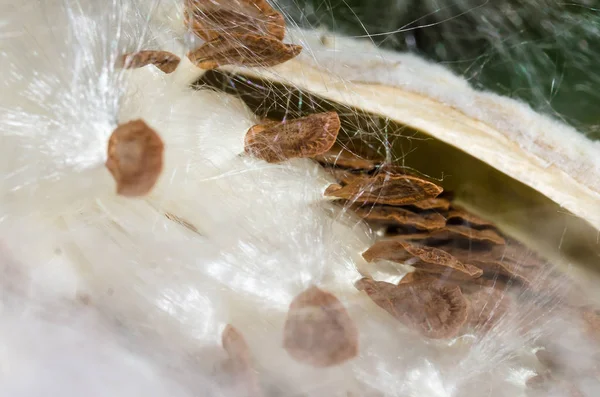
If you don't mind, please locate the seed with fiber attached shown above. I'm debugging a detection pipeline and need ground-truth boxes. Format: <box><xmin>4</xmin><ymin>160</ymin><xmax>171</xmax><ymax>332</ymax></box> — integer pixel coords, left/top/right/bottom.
<box><xmin>245</xmin><ymin>112</ymin><xmax>340</xmax><ymax>163</ymax></box>
<box><xmin>184</xmin><ymin>0</ymin><xmax>285</xmax><ymax>41</ymax></box>
<box><xmin>283</xmin><ymin>286</ymin><xmax>358</xmax><ymax>367</ymax></box>
<box><xmin>105</xmin><ymin>119</ymin><xmax>164</xmax><ymax>197</ymax></box>
<box><xmin>355</xmin><ymin>277</ymin><xmax>468</xmax><ymax>339</ymax></box>
<box><xmin>362</xmin><ymin>240</ymin><xmax>482</xmax><ymax>280</ymax></box>
<box><xmin>324</xmin><ymin>173</ymin><xmax>443</xmax><ymax>206</ymax></box>
<box><xmin>121</xmin><ymin>51</ymin><xmax>181</xmax><ymax>74</ymax></box>
<box><xmin>187</xmin><ymin>34</ymin><xmax>302</xmax><ymax>70</ymax></box>
<box><xmin>351</xmin><ymin>204</ymin><xmax>446</xmax><ymax>231</ymax></box>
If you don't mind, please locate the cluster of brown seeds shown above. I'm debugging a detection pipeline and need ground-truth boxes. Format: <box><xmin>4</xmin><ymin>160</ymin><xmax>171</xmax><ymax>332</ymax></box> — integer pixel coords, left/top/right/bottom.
<box><xmin>185</xmin><ymin>0</ymin><xmax>302</xmax><ymax>70</ymax></box>
<box><xmin>120</xmin><ymin>1</ymin><xmax>301</xmax><ymax>74</ymax></box>
<box><xmin>109</xmin><ymin>1</ymin><xmax>304</xmax><ymax>197</ymax></box>
<box><xmin>312</xmin><ymin>143</ymin><xmax>555</xmax><ymax>339</ymax></box>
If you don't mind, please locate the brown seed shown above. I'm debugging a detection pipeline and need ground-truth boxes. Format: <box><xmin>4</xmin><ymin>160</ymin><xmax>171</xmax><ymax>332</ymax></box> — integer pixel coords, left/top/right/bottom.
<box><xmin>105</xmin><ymin>119</ymin><xmax>164</xmax><ymax>197</ymax></box>
<box><xmin>324</xmin><ymin>168</ymin><xmax>366</xmax><ymax>186</ymax></box>
<box><xmin>187</xmin><ymin>34</ymin><xmax>302</xmax><ymax>69</ymax></box>
<box><xmin>184</xmin><ymin>0</ymin><xmax>285</xmax><ymax>42</ymax></box>
<box><xmin>245</xmin><ymin>112</ymin><xmax>340</xmax><ymax>163</ymax></box>
<box><xmin>430</xmin><ymin>225</ymin><xmax>506</xmax><ymax>245</ymax></box>
<box><xmin>362</xmin><ymin>240</ymin><xmax>482</xmax><ymax>279</ymax></box>
<box><xmin>406</xmin><ymin>197</ymin><xmax>451</xmax><ymax>211</ymax></box>
<box><xmin>446</xmin><ymin>207</ymin><xmax>496</xmax><ymax>229</ymax></box>
<box><xmin>283</xmin><ymin>286</ymin><xmax>358</xmax><ymax>367</ymax></box>
<box><xmin>398</xmin><ymin>271</ymin><xmax>437</xmax><ymax>285</ymax></box>
<box><xmin>351</xmin><ymin>204</ymin><xmax>446</xmax><ymax>231</ymax></box>
<box><xmin>221</xmin><ymin>325</ymin><xmax>262</xmax><ymax>397</ymax></box>
<box><xmin>313</xmin><ymin>143</ymin><xmax>378</xmax><ymax>171</ymax></box>
<box><xmin>462</xmin><ymin>286</ymin><xmax>511</xmax><ymax>333</ymax></box>
<box><xmin>323</xmin><ymin>173</ymin><xmax>443</xmax><ymax>206</ymax></box>
<box><xmin>355</xmin><ymin>278</ymin><xmax>468</xmax><ymax>339</ymax></box>
<box><xmin>440</xmin><ymin>245</ymin><xmax>532</xmax><ymax>286</ymax></box>
<box><xmin>121</xmin><ymin>51</ymin><xmax>181</xmax><ymax>74</ymax></box>
<box><xmin>323</xmin><ymin>184</ymin><xmax>343</xmax><ymax>197</ymax></box>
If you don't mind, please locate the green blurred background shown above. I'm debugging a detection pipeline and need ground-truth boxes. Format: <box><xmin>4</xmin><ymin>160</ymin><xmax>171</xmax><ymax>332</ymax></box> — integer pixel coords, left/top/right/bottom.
<box><xmin>281</xmin><ymin>0</ymin><xmax>600</xmax><ymax>139</ymax></box>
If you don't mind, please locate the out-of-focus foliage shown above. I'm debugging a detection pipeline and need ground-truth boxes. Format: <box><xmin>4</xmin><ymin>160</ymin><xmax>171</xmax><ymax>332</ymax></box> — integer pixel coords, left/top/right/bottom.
<box><xmin>281</xmin><ymin>0</ymin><xmax>600</xmax><ymax>139</ymax></box>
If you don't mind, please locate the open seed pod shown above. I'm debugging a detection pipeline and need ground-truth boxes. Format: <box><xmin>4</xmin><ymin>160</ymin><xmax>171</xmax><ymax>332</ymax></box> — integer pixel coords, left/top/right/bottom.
<box><xmin>4</xmin><ymin>2</ymin><xmax>600</xmax><ymax>397</ymax></box>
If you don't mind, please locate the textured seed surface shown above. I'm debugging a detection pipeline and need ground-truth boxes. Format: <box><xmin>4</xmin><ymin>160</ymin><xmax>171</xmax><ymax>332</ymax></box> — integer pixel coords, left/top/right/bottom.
<box><xmin>106</xmin><ymin>119</ymin><xmax>164</xmax><ymax>197</ymax></box>
<box><xmin>362</xmin><ymin>240</ymin><xmax>482</xmax><ymax>279</ymax></box>
<box><xmin>407</xmin><ymin>197</ymin><xmax>451</xmax><ymax>211</ymax></box>
<box><xmin>283</xmin><ymin>286</ymin><xmax>358</xmax><ymax>367</ymax></box>
<box><xmin>245</xmin><ymin>112</ymin><xmax>340</xmax><ymax>163</ymax></box>
<box><xmin>184</xmin><ymin>0</ymin><xmax>285</xmax><ymax>41</ymax></box>
<box><xmin>188</xmin><ymin>34</ymin><xmax>302</xmax><ymax>69</ymax></box>
<box><xmin>185</xmin><ymin>1</ymin><xmax>285</xmax><ymax>41</ymax></box>
<box><xmin>351</xmin><ymin>204</ymin><xmax>446</xmax><ymax>231</ymax></box>
<box><xmin>462</xmin><ymin>286</ymin><xmax>511</xmax><ymax>333</ymax></box>
<box><xmin>324</xmin><ymin>168</ymin><xmax>366</xmax><ymax>186</ymax></box>
<box><xmin>313</xmin><ymin>143</ymin><xmax>378</xmax><ymax>171</ymax></box>
<box><xmin>323</xmin><ymin>172</ymin><xmax>443</xmax><ymax>205</ymax></box>
<box><xmin>430</xmin><ymin>225</ymin><xmax>506</xmax><ymax>245</ymax></box>
<box><xmin>441</xmin><ymin>245</ymin><xmax>531</xmax><ymax>286</ymax></box>
<box><xmin>121</xmin><ymin>51</ymin><xmax>181</xmax><ymax>74</ymax></box>
<box><xmin>221</xmin><ymin>325</ymin><xmax>262</xmax><ymax>397</ymax></box>
<box><xmin>355</xmin><ymin>278</ymin><xmax>468</xmax><ymax>339</ymax></box>
<box><xmin>447</xmin><ymin>207</ymin><xmax>496</xmax><ymax>229</ymax></box>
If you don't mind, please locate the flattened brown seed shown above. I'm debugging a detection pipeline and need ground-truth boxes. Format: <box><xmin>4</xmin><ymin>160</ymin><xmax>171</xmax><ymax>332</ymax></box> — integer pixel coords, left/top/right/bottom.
<box><xmin>323</xmin><ymin>173</ymin><xmax>443</xmax><ymax>206</ymax></box>
<box><xmin>283</xmin><ymin>286</ymin><xmax>358</xmax><ymax>367</ymax></box>
<box><xmin>462</xmin><ymin>287</ymin><xmax>511</xmax><ymax>333</ymax></box>
<box><xmin>351</xmin><ymin>204</ymin><xmax>446</xmax><ymax>231</ymax></box>
<box><xmin>221</xmin><ymin>325</ymin><xmax>262</xmax><ymax>397</ymax></box>
<box><xmin>407</xmin><ymin>197</ymin><xmax>451</xmax><ymax>211</ymax></box>
<box><xmin>362</xmin><ymin>240</ymin><xmax>482</xmax><ymax>279</ymax></box>
<box><xmin>324</xmin><ymin>167</ymin><xmax>366</xmax><ymax>186</ymax></box>
<box><xmin>446</xmin><ymin>207</ymin><xmax>496</xmax><ymax>229</ymax></box>
<box><xmin>430</xmin><ymin>225</ymin><xmax>506</xmax><ymax>245</ymax></box>
<box><xmin>355</xmin><ymin>278</ymin><xmax>468</xmax><ymax>339</ymax></box>
<box><xmin>441</xmin><ymin>245</ymin><xmax>532</xmax><ymax>286</ymax></box>
<box><xmin>398</xmin><ymin>271</ymin><xmax>437</xmax><ymax>285</ymax></box>
<box><xmin>187</xmin><ymin>34</ymin><xmax>302</xmax><ymax>69</ymax></box>
<box><xmin>313</xmin><ymin>143</ymin><xmax>378</xmax><ymax>171</ymax></box>
<box><xmin>121</xmin><ymin>51</ymin><xmax>181</xmax><ymax>74</ymax></box>
<box><xmin>105</xmin><ymin>120</ymin><xmax>164</xmax><ymax>197</ymax></box>
<box><xmin>184</xmin><ymin>0</ymin><xmax>285</xmax><ymax>42</ymax></box>
<box><xmin>244</xmin><ymin>112</ymin><xmax>341</xmax><ymax>163</ymax></box>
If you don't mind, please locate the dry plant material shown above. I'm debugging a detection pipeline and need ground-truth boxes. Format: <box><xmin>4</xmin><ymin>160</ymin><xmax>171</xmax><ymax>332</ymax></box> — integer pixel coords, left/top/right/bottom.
<box><xmin>407</xmin><ymin>197</ymin><xmax>451</xmax><ymax>211</ymax></box>
<box><xmin>188</xmin><ymin>34</ymin><xmax>302</xmax><ymax>69</ymax></box>
<box><xmin>121</xmin><ymin>51</ymin><xmax>181</xmax><ymax>74</ymax></box>
<box><xmin>324</xmin><ymin>172</ymin><xmax>443</xmax><ymax>206</ymax></box>
<box><xmin>429</xmin><ymin>225</ymin><xmax>506</xmax><ymax>245</ymax></box>
<box><xmin>362</xmin><ymin>240</ymin><xmax>482</xmax><ymax>280</ymax></box>
<box><xmin>106</xmin><ymin>119</ymin><xmax>164</xmax><ymax>197</ymax></box>
<box><xmin>283</xmin><ymin>286</ymin><xmax>358</xmax><ymax>367</ymax></box>
<box><xmin>325</xmin><ymin>168</ymin><xmax>366</xmax><ymax>186</ymax></box>
<box><xmin>446</xmin><ymin>207</ymin><xmax>496</xmax><ymax>229</ymax></box>
<box><xmin>221</xmin><ymin>325</ymin><xmax>262</xmax><ymax>397</ymax></box>
<box><xmin>184</xmin><ymin>0</ymin><xmax>285</xmax><ymax>41</ymax></box>
<box><xmin>462</xmin><ymin>287</ymin><xmax>511</xmax><ymax>333</ymax></box>
<box><xmin>313</xmin><ymin>143</ymin><xmax>378</xmax><ymax>171</ymax></box>
<box><xmin>244</xmin><ymin>112</ymin><xmax>340</xmax><ymax>163</ymax></box>
<box><xmin>355</xmin><ymin>278</ymin><xmax>468</xmax><ymax>339</ymax></box>
<box><xmin>440</xmin><ymin>245</ymin><xmax>532</xmax><ymax>286</ymax></box>
<box><xmin>398</xmin><ymin>271</ymin><xmax>437</xmax><ymax>285</ymax></box>
<box><xmin>351</xmin><ymin>204</ymin><xmax>446</xmax><ymax>231</ymax></box>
